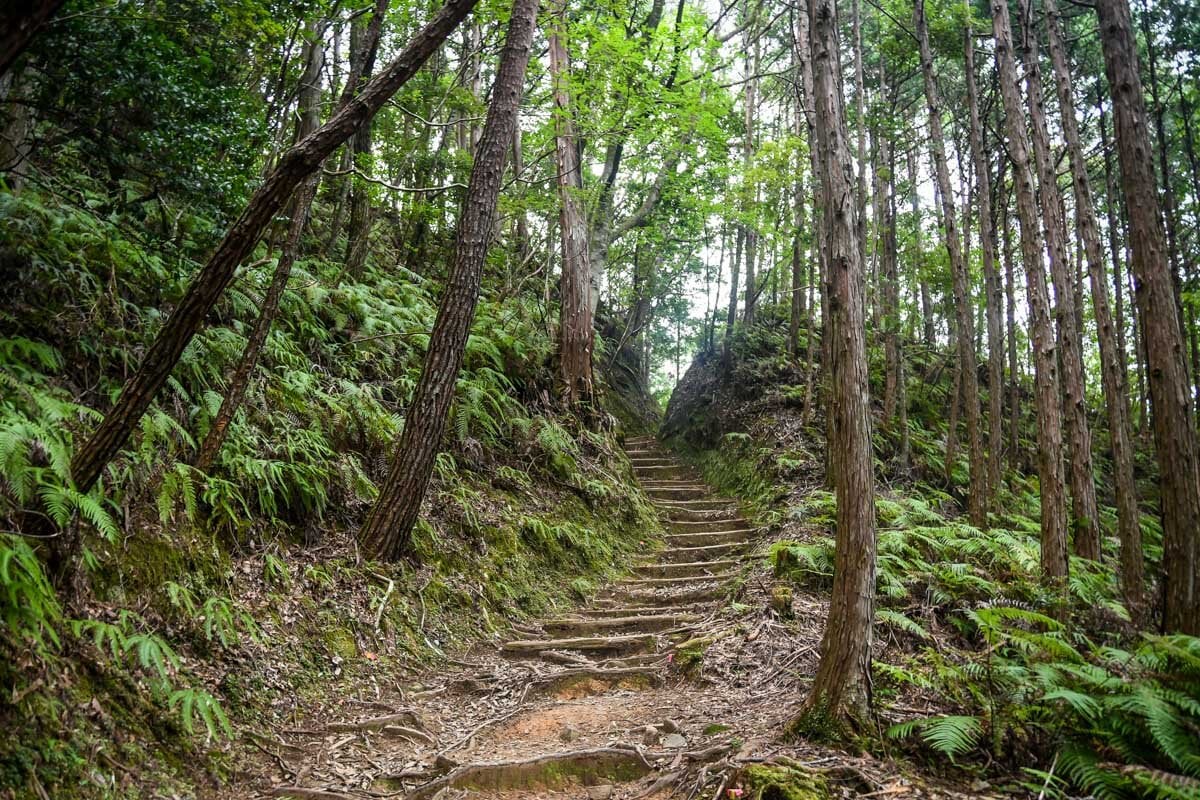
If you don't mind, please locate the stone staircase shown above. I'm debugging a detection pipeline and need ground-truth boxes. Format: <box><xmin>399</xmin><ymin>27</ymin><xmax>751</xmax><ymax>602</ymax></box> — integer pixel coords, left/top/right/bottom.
<box><xmin>499</xmin><ymin>435</ymin><xmax>760</xmax><ymax>664</ymax></box>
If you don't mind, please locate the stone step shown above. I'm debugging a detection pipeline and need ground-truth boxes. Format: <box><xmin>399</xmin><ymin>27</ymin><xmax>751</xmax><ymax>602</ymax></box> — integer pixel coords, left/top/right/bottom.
<box><xmin>542</xmin><ymin>613</ymin><xmax>700</xmax><ymax>636</ymax></box>
<box><xmin>501</xmin><ymin>632</ymin><xmax>658</xmax><ymax>655</ymax></box>
<box><xmin>617</xmin><ymin>573</ymin><xmax>733</xmax><ymax>589</ymax></box>
<box><xmin>632</xmin><ymin>462</ymin><xmax>690</xmax><ymax>472</ymax></box>
<box><xmin>657</xmin><ymin>541</ymin><xmax>749</xmax><ymax>562</ymax></box>
<box><xmin>579</xmin><ymin>604</ymin><xmax>707</xmax><ymax>618</ymax></box>
<box><xmin>667</xmin><ymin>517</ymin><xmax>751</xmax><ymax>532</ymax></box>
<box><xmin>647</xmin><ymin>488</ymin><xmax>710</xmax><ymax>502</ymax></box>
<box><xmin>634</xmin><ymin>559</ymin><xmax>740</xmax><ymax>578</ymax></box>
<box><xmin>664</xmin><ymin>529</ymin><xmax>757</xmax><ymax>546</ymax></box>
<box><xmin>611</xmin><ymin>584</ymin><xmax>727</xmax><ymax>604</ymax></box>
<box><xmin>655</xmin><ymin>499</ymin><xmax>737</xmax><ymax>514</ymax></box>
<box><xmin>640</xmin><ymin>479</ymin><xmax>709</xmax><ymax>489</ymax></box>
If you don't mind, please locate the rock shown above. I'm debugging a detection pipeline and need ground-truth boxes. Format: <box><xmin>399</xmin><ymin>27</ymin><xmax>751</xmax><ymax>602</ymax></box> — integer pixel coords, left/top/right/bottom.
<box><xmin>641</xmin><ymin>725</ymin><xmax>660</xmax><ymax>745</ymax></box>
<box><xmin>559</xmin><ymin>724</ymin><xmax>581</xmax><ymax>742</ymax></box>
<box><xmin>662</xmin><ymin>732</ymin><xmax>688</xmax><ymax>749</ymax></box>
<box><xmin>586</xmin><ymin>785</ymin><xmax>614</xmax><ymax>800</ymax></box>
<box><xmin>660</xmin><ymin>718</ymin><xmax>682</xmax><ymax>734</ymax></box>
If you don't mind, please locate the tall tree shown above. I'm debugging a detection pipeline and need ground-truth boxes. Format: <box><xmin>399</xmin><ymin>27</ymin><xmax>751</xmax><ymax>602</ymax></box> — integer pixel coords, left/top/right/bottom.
<box><xmin>341</xmin><ymin>0</ymin><xmax>392</xmax><ymax>282</ymax></box>
<box><xmin>1095</xmin><ymin>0</ymin><xmax>1200</xmax><ymax>633</ymax></box>
<box><xmin>68</xmin><ymin>0</ymin><xmax>482</xmax><ymax>495</ymax></box>
<box><xmin>358</xmin><ymin>0</ymin><xmax>538</xmax><ymax>560</ymax></box>
<box><xmin>547</xmin><ymin>0</ymin><xmax>593</xmax><ymax>404</ymax></box>
<box><xmin>1042</xmin><ymin>0</ymin><xmax>1143</xmax><ymax>610</ymax></box>
<box><xmin>1017</xmin><ymin>0</ymin><xmax>1101</xmax><ymax>560</ymax></box>
<box><xmin>742</xmin><ymin>9</ymin><xmax>760</xmax><ymax>327</ymax></box>
<box><xmin>990</xmin><ymin>0</ymin><xmax>1069</xmax><ymax>583</ymax></box>
<box><xmin>963</xmin><ymin>11</ymin><xmax>1004</xmax><ymax>509</ymax></box>
<box><xmin>792</xmin><ymin>0</ymin><xmax>876</xmax><ymax>731</ymax></box>
<box><xmin>915</xmin><ymin>0</ymin><xmax>985</xmax><ymax>526</ymax></box>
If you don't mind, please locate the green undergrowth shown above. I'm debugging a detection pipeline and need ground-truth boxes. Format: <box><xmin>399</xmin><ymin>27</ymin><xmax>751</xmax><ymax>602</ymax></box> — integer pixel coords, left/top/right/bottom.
<box><xmin>0</xmin><ymin>186</ymin><xmax>659</xmax><ymax>797</ymax></box>
<box><xmin>663</xmin><ymin>312</ymin><xmax>1200</xmax><ymax>799</ymax></box>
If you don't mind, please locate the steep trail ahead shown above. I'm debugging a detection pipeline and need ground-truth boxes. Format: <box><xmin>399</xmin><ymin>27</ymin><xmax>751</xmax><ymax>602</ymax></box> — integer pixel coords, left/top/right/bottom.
<box><xmin>254</xmin><ymin>436</ymin><xmax>777</xmax><ymax>799</ymax></box>
<box><xmin>250</xmin><ymin>438</ymin><xmax>975</xmax><ymax>799</ymax></box>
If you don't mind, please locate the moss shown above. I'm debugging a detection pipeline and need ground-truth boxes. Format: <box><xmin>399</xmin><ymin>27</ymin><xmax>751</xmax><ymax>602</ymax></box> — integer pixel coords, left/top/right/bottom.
<box><xmin>674</xmin><ymin>636</ymin><xmax>713</xmax><ymax>675</ymax></box>
<box><xmin>740</xmin><ymin>764</ymin><xmax>831</xmax><ymax>800</ymax></box>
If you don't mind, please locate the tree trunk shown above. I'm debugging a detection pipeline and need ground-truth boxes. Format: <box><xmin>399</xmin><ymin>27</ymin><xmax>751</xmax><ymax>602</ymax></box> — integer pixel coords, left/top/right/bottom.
<box><xmin>852</xmin><ymin>0</ymin><xmax>868</xmax><ymax>287</ymax></box>
<box><xmin>791</xmin><ymin>0</ymin><xmax>876</xmax><ymax>732</ymax></box>
<box><xmin>964</xmin><ymin>15</ymin><xmax>1004</xmax><ymax>512</ymax></box>
<box><xmin>742</xmin><ymin>21</ymin><xmax>759</xmax><ymax>327</ymax></box>
<box><xmin>195</xmin><ymin>19</ymin><xmax>327</xmax><ymax>475</ymax></box>
<box><xmin>915</xmin><ymin>0</ymin><xmax>985</xmax><ymax>526</ymax></box>
<box><xmin>342</xmin><ymin>0</ymin><xmax>392</xmax><ymax>283</ymax></box>
<box><xmin>991</xmin><ymin>0</ymin><xmax>1070</xmax><ymax>584</ymax></box>
<box><xmin>1043</xmin><ymin>0</ymin><xmax>1143</xmax><ymax>607</ymax></box>
<box><xmin>793</xmin><ymin>4</ymin><xmax>823</xmax><ymax>428</ymax></box>
<box><xmin>547</xmin><ymin>0</ymin><xmax>593</xmax><ymax>404</ymax></box>
<box><xmin>358</xmin><ymin>0</ymin><xmax>538</xmax><ymax>560</ymax></box>
<box><xmin>790</xmin><ymin>118</ymin><xmax>807</xmax><ymax>361</ymax></box>
<box><xmin>882</xmin><ymin>131</ymin><xmax>901</xmax><ymax>430</ymax></box>
<box><xmin>1096</xmin><ymin>0</ymin><xmax>1200</xmax><ymax>633</ymax></box>
<box><xmin>722</xmin><ymin>226</ymin><xmax>744</xmax><ymax>377</ymax></box>
<box><xmin>1001</xmin><ymin>159</ymin><xmax>1022</xmax><ymax>471</ymax></box>
<box><xmin>1098</xmin><ymin>95</ymin><xmax>1131</xmax><ymax>396</ymax></box>
<box><xmin>1017</xmin><ymin>0</ymin><xmax>1101</xmax><ymax>560</ymax></box>
<box><xmin>0</xmin><ymin>0</ymin><xmax>64</xmax><ymax>78</ymax></box>
<box><xmin>69</xmin><ymin>0</ymin><xmax>480</xmax><ymax>495</ymax></box>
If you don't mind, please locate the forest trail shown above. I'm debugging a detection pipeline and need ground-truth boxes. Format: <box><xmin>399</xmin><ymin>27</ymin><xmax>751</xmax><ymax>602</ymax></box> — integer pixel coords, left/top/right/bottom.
<box><xmin>245</xmin><ymin>438</ymin><xmax>989</xmax><ymax>800</ymax></box>
<box><xmin>253</xmin><ymin>436</ymin><xmax>791</xmax><ymax>799</ymax></box>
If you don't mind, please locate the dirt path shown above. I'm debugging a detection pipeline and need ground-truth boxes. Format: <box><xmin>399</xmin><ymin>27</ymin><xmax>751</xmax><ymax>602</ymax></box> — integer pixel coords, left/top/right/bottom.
<box><xmin>243</xmin><ymin>437</ymin><xmax>990</xmax><ymax>799</ymax></box>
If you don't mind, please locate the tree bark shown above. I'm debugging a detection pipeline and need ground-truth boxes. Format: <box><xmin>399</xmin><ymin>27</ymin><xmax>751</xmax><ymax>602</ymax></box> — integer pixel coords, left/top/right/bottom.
<box><xmin>915</xmin><ymin>0</ymin><xmax>985</xmax><ymax>526</ymax></box>
<box><xmin>742</xmin><ymin>16</ymin><xmax>760</xmax><ymax>327</ymax></box>
<box><xmin>792</xmin><ymin>0</ymin><xmax>876</xmax><ymax>731</ymax></box>
<box><xmin>722</xmin><ymin>226</ymin><xmax>744</xmax><ymax>377</ymax></box>
<box><xmin>358</xmin><ymin>0</ymin><xmax>538</xmax><ymax>560</ymax></box>
<box><xmin>792</xmin><ymin>5</ymin><xmax>823</xmax><ymax>428</ymax></box>
<box><xmin>1043</xmin><ymin>0</ymin><xmax>1143</xmax><ymax>607</ymax></box>
<box><xmin>342</xmin><ymin>3</ymin><xmax>390</xmax><ymax>282</ymax></box>
<box><xmin>789</xmin><ymin>100</ymin><xmax>807</xmax><ymax>361</ymax></box>
<box><xmin>69</xmin><ymin>0</ymin><xmax>481</xmax><ymax>495</ymax></box>
<box><xmin>1096</xmin><ymin>0</ymin><xmax>1200</xmax><ymax>633</ymax></box>
<box><xmin>964</xmin><ymin>17</ymin><xmax>1004</xmax><ymax>513</ymax></box>
<box><xmin>991</xmin><ymin>0</ymin><xmax>1070</xmax><ymax>584</ymax></box>
<box><xmin>0</xmin><ymin>0</ymin><xmax>64</xmax><ymax>78</ymax></box>
<box><xmin>1017</xmin><ymin>0</ymin><xmax>1101</xmax><ymax>560</ymax></box>
<box><xmin>547</xmin><ymin>0</ymin><xmax>593</xmax><ymax>404</ymax></box>
<box><xmin>1000</xmin><ymin>158</ymin><xmax>1022</xmax><ymax>472</ymax></box>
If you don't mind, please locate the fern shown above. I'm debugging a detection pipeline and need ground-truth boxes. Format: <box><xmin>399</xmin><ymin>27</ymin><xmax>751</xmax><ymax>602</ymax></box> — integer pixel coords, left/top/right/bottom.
<box><xmin>888</xmin><ymin>715</ymin><xmax>983</xmax><ymax>758</ymax></box>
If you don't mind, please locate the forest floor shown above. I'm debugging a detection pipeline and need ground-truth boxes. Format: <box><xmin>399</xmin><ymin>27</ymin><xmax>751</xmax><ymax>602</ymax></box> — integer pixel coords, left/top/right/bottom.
<box><xmin>225</xmin><ymin>437</ymin><xmax>995</xmax><ymax>800</ymax></box>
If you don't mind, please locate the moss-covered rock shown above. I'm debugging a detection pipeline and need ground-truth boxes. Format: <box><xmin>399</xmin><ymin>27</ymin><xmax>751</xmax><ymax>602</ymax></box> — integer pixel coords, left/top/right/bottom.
<box><xmin>739</xmin><ymin>764</ymin><xmax>831</xmax><ymax>800</ymax></box>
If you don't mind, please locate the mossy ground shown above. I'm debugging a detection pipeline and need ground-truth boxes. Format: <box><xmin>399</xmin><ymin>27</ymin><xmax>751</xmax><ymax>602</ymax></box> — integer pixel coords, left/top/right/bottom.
<box><xmin>739</xmin><ymin>764</ymin><xmax>831</xmax><ymax>800</ymax></box>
